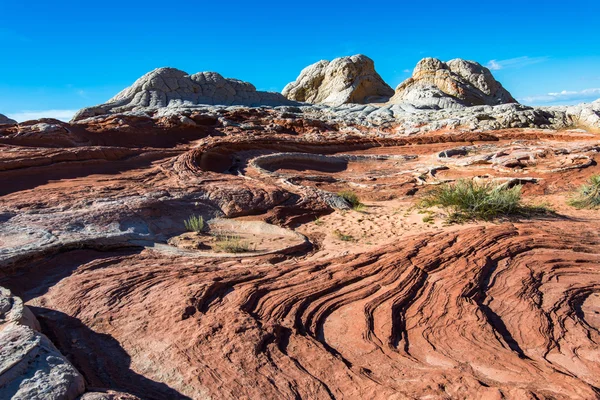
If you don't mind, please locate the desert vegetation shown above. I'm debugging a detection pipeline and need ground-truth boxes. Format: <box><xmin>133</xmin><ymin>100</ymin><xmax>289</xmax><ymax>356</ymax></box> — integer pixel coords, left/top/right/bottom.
<box><xmin>338</xmin><ymin>190</ymin><xmax>366</xmax><ymax>211</ymax></box>
<box><xmin>333</xmin><ymin>229</ymin><xmax>354</xmax><ymax>241</ymax></box>
<box><xmin>184</xmin><ymin>214</ymin><xmax>205</xmax><ymax>233</ymax></box>
<box><xmin>421</xmin><ymin>179</ymin><xmax>531</xmax><ymax>223</ymax></box>
<box><xmin>211</xmin><ymin>232</ymin><xmax>252</xmax><ymax>253</ymax></box>
<box><xmin>568</xmin><ymin>175</ymin><xmax>600</xmax><ymax>209</ymax></box>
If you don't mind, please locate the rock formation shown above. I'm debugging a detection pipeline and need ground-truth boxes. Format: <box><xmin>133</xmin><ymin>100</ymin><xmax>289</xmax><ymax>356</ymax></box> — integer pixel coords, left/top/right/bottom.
<box><xmin>389</xmin><ymin>57</ymin><xmax>518</xmax><ymax>109</ymax></box>
<box><xmin>64</xmin><ymin>56</ymin><xmax>600</xmax><ymax>134</ymax></box>
<box><xmin>282</xmin><ymin>54</ymin><xmax>394</xmax><ymax>106</ymax></box>
<box><xmin>3</xmin><ymin>57</ymin><xmax>600</xmax><ymax>399</ymax></box>
<box><xmin>0</xmin><ymin>114</ymin><xmax>16</xmax><ymax>125</ymax></box>
<box><xmin>72</xmin><ymin>67</ymin><xmax>297</xmax><ymax>121</ymax></box>
<box><xmin>2</xmin><ymin>121</ymin><xmax>600</xmax><ymax>398</ymax></box>
<box><xmin>0</xmin><ymin>287</ymin><xmax>85</xmax><ymax>400</ymax></box>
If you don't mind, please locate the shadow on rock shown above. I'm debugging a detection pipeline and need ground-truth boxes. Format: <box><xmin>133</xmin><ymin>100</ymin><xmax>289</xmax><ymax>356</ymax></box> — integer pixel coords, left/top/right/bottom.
<box><xmin>0</xmin><ymin>248</ymin><xmax>143</xmax><ymax>302</ymax></box>
<box><xmin>31</xmin><ymin>306</ymin><xmax>191</xmax><ymax>400</ymax></box>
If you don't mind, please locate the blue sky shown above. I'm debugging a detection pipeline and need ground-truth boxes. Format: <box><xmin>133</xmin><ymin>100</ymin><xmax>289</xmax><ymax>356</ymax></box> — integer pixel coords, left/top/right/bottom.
<box><xmin>1</xmin><ymin>0</ymin><xmax>599</xmax><ymax>121</ymax></box>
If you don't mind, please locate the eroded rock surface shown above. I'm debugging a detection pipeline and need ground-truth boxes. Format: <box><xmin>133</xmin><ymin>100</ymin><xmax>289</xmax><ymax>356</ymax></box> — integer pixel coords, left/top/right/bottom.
<box><xmin>282</xmin><ymin>54</ymin><xmax>394</xmax><ymax>106</ymax></box>
<box><xmin>73</xmin><ymin>67</ymin><xmax>296</xmax><ymax>121</ymax></box>
<box><xmin>0</xmin><ymin>287</ymin><xmax>85</xmax><ymax>400</ymax></box>
<box><xmin>390</xmin><ymin>57</ymin><xmax>517</xmax><ymax>109</ymax></box>
<box><xmin>1</xmin><ymin>71</ymin><xmax>600</xmax><ymax>399</ymax></box>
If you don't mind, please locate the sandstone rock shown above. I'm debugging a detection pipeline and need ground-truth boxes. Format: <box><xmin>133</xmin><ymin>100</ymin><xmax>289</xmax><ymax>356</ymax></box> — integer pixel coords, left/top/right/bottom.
<box><xmin>3</xmin><ymin>106</ymin><xmax>600</xmax><ymax>399</ymax></box>
<box><xmin>389</xmin><ymin>57</ymin><xmax>517</xmax><ymax>109</ymax></box>
<box><xmin>0</xmin><ymin>114</ymin><xmax>17</xmax><ymax>125</ymax></box>
<box><xmin>0</xmin><ymin>287</ymin><xmax>86</xmax><ymax>400</ymax></box>
<box><xmin>282</xmin><ymin>54</ymin><xmax>394</xmax><ymax>106</ymax></box>
<box><xmin>551</xmin><ymin>100</ymin><xmax>600</xmax><ymax>133</ymax></box>
<box><xmin>0</xmin><ymin>286</ymin><xmax>40</xmax><ymax>331</ymax></box>
<box><xmin>72</xmin><ymin>68</ymin><xmax>297</xmax><ymax>121</ymax></box>
<box><xmin>78</xmin><ymin>390</ymin><xmax>141</xmax><ymax>400</ymax></box>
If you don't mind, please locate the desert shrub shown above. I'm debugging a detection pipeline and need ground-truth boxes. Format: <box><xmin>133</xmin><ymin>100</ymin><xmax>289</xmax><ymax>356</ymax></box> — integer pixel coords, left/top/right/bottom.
<box><xmin>422</xmin><ymin>214</ymin><xmax>434</xmax><ymax>224</ymax></box>
<box><xmin>421</xmin><ymin>179</ymin><xmax>525</xmax><ymax>223</ymax></box>
<box><xmin>214</xmin><ymin>235</ymin><xmax>252</xmax><ymax>253</ymax></box>
<box><xmin>338</xmin><ymin>190</ymin><xmax>365</xmax><ymax>211</ymax></box>
<box><xmin>184</xmin><ymin>215</ymin><xmax>205</xmax><ymax>233</ymax></box>
<box><xmin>333</xmin><ymin>229</ymin><xmax>354</xmax><ymax>242</ymax></box>
<box><xmin>568</xmin><ymin>175</ymin><xmax>600</xmax><ymax>209</ymax></box>
<box><xmin>314</xmin><ymin>218</ymin><xmax>324</xmax><ymax>226</ymax></box>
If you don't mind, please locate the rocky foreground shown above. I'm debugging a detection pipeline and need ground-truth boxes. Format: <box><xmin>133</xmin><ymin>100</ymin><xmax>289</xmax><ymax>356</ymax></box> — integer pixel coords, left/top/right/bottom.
<box><xmin>1</xmin><ymin>56</ymin><xmax>600</xmax><ymax>399</ymax></box>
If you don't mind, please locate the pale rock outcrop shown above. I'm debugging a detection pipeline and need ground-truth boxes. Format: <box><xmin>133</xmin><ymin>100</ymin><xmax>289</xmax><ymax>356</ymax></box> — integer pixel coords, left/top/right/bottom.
<box><xmin>0</xmin><ymin>287</ymin><xmax>85</xmax><ymax>400</ymax></box>
<box><xmin>557</xmin><ymin>99</ymin><xmax>600</xmax><ymax>132</ymax></box>
<box><xmin>389</xmin><ymin>58</ymin><xmax>517</xmax><ymax>109</ymax></box>
<box><xmin>0</xmin><ymin>114</ymin><xmax>17</xmax><ymax>125</ymax></box>
<box><xmin>78</xmin><ymin>390</ymin><xmax>141</xmax><ymax>399</ymax></box>
<box><xmin>0</xmin><ymin>286</ymin><xmax>40</xmax><ymax>330</ymax></box>
<box><xmin>282</xmin><ymin>55</ymin><xmax>394</xmax><ymax>106</ymax></box>
<box><xmin>72</xmin><ymin>67</ymin><xmax>296</xmax><ymax>121</ymax></box>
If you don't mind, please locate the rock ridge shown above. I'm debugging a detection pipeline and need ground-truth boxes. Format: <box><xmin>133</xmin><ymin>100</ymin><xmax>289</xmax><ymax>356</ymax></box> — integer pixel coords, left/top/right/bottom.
<box><xmin>73</xmin><ymin>67</ymin><xmax>297</xmax><ymax>121</ymax></box>
<box><xmin>0</xmin><ymin>114</ymin><xmax>17</xmax><ymax>125</ymax></box>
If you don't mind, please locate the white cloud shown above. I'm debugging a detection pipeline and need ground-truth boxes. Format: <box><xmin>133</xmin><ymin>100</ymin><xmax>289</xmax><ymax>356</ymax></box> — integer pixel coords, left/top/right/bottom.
<box><xmin>6</xmin><ymin>109</ymin><xmax>77</xmax><ymax>123</ymax></box>
<box><xmin>487</xmin><ymin>60</ymin><xmax>502</xmax><ymax>71</ymax></box>
<box><xmin>486</xmin><ymin>56</ymin><xmax>548</xmax><ymax>71</ymax></box>
<box><xmin>518</xmin><ymin>88</ymin><xmax>600</xmax><ymax>105</ymax></box>
<box><xmin>403</xmin><ymin>69</ymin><xmax>411</xmax><ymax>73</ymax></box>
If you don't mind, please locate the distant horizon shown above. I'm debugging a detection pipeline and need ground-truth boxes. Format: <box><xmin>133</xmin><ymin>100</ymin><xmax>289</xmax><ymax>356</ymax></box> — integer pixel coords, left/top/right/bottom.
<box><xmin>2</xmin><ymin>0</ymin><xmax>600</xmax><ymax>122</ymax></box>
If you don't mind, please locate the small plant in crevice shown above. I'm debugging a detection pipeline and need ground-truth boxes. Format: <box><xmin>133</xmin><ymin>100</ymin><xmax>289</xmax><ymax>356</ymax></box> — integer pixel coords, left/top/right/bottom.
<box><xmin>184</xmin><ymin>215</ymin><xmax>205</xmax><ymax>233</ymax></box>
<box><xmin>338</xmin><ymin>190</ymin><xmax>366</xmax><ymax>211</ymax></box>
<box><xmin>568</xmin><ymin>175</ymin><xmax>600</xmax><ymax>209</ymax></box>
<box><xmin>333</xmin><ymin>229</ymin><xmax>354</xmax><ymax>242</ymax></box>
<box><xmin>314</xmin><ymin>218</ymin><xmax>324</xmax><ymax>226</ymax></box>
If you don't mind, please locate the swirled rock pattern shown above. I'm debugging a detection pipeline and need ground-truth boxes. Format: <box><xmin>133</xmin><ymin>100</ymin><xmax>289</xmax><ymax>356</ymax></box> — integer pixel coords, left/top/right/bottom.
<box><xmin>1</xmin><ymin>101</ymin><xmax>600</xmax><ymax>399</ymax></box>
<box><xmin>6</xmin><ymin>222</ymin><xmax>600</xmax><ymax>399</ymax></box>
<box><xmin>282</xmin><ymin>55</ymin><xmax>394</xmax><ymax>106</ymax></box>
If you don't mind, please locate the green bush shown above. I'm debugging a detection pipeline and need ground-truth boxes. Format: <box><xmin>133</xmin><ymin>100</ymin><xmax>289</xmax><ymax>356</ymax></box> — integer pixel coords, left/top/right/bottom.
<box><xmin>421</xmin><ymin>179</ymin><xmax>524</xmax><ymax>223</ymax></box>
<box><xmin>184</xmin><ymin>215</ymin><xmax>205</xmax><ymax>233</ymax></box>
<box><xmin>422</xmin><ymin>214</ymin><xmax>434</xmax><ymax>224</ymax></box>
<box><xmin>338</xmin><ymin>190</ymin><xmax>365</xmax><ymax>211</ymax></box>
<box><xmin>568</xmin><ymin>175</ymin><xmax>600</xmax><ymax>209</ymax></box>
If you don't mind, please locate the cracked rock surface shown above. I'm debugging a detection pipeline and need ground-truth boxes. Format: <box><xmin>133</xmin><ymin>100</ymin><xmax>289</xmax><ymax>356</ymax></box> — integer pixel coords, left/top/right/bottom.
<box><xmin>389</xmin><ymin>57</ymin><xmax>518</xmax><ymax>109</ymax></box>
<box><xmin>282</xmin><ymin>54</ymin><xmax>394</xmax><ymax>106</ymax></box>
<box><xmin>73</xmin><ymin>67</ymin><xmax>297</xmax><ymax>121</ymax></box>
<box><xmin>0</xmin><ymin>287</ymin><xmax>85</xmax><ymax>400</ymax></box>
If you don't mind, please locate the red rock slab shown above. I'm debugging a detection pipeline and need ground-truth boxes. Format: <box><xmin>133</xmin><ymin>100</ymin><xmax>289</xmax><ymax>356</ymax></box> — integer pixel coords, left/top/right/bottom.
<box><xmin>3</xmin><ymin>220</ymin><xmax>596</xmax><ymax>399</ymax></box>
